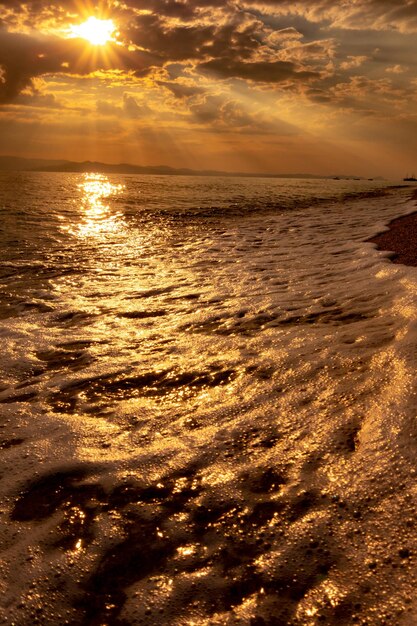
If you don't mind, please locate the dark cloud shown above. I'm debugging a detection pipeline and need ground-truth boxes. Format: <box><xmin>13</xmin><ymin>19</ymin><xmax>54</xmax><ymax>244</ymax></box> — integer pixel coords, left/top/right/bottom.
<box><xmin>241</xmin><ymin>0</ymin><xmax>417</xmax><ymax>33</ymax></box>
<box><xmin>124</xmin><ymin>9</ymin><xmax>263</xmax><ymax>63</ymax></box>
<box><xmin>3</xmin><ymin>0</ymin><xmax>417</xmax><ymax>32</ymax></box>
<box><xmin>117</xmin><ymin>0</ymin><xmax>197</xmax><ymax>21</ymax></box>
<box><xmin>0</xmin><ymin>28</ymin><xmax>158</xmax><ymax>103</ymax></box>
<box><xmin>198</xmin><ymin>58</ymin><xmax>318</xmax><ymax>82</ymax></box>
<box><xmin>0</xmin><ymin>0</ymin><xmax>416</xmax><ymax>178</ymax></box>
<box><xmin>0</xmin><ymin>0</ymin><xmax>320</xmax><ymax>102</ymax></box>
<box><xmin>157</xmin><ymin>80</ymin><xmax>204</xmax><ymax>98</ymax></box>
<box><xmin>0</xmin><ymin>0</ymin><xmax>416</xmax><ymax>107</ymax></box>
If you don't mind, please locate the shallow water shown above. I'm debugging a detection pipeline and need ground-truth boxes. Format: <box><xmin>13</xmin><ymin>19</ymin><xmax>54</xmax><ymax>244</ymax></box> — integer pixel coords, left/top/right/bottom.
<box><xmin>1</xmin><ymin>173</ymin><xmax>417</xmax><ymax>625</ymax></box>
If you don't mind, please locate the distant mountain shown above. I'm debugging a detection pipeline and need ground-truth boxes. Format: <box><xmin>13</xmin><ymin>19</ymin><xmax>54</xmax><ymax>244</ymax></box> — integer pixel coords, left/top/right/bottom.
<box><xmin>0</xmin><ymin>155</ymin><xmax>366</xmax><ymax>180</ymax></box>
<box><xmin>0</xmin><ymin>156</ymin><xmax>71</xmax><ymax>171</ymax></box>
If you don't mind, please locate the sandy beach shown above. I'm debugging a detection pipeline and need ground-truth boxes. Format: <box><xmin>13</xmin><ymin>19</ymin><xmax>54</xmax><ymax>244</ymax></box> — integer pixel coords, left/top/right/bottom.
<box><xmin>368</xmin><ymin>189</ymin><xmax>417</xmax><ymax>266</ymax></box>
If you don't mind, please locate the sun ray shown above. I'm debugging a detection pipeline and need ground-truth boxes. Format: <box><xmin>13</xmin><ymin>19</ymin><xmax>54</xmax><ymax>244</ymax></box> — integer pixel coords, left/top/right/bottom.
<box><xmin>70</xmin><ymin>17</ymin><xmax>116</xmax><ymax>46</ymax></box>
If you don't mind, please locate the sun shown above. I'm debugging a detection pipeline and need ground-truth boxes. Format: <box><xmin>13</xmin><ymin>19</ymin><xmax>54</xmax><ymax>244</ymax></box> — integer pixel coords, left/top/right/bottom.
<box><xmin>70</xmin><ymin>17</ymin><xmax>116</xmax><ymax>46</ymax></box>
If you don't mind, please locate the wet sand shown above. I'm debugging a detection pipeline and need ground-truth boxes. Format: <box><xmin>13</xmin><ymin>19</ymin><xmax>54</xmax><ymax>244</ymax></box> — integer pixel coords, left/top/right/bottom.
<box><xmin>368</xmin><ymin>189</ymin><xmax>417</xmax><ymax>266</ymax></box>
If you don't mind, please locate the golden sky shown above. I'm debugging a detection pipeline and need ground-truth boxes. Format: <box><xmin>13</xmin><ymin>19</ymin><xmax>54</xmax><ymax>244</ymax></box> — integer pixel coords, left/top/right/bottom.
<box><xmin>1</xmin><ymin>0</ymin><xmax>417</xmax><ymax>176</ymax></box>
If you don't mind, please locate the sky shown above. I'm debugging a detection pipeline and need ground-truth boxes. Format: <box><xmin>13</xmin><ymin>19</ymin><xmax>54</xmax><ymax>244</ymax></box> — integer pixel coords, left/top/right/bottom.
<box><xmin>0</xmin><ymin>0</ymin><xmax>417</xmax><ymax>177</ymax></box>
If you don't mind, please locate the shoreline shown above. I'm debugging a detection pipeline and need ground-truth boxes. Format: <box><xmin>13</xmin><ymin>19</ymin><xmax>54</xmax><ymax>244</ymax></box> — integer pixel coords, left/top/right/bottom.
<box><xmin>368</xmin><ymin>189</ymin><xmax>417</xmax><ymax>266</ymax></box>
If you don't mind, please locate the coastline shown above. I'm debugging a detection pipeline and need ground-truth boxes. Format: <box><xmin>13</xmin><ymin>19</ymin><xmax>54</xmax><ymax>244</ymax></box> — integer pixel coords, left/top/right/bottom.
<box><xmin>368</xmin><ymin>189</ymin><xmax>417</xmax><ymax>266</ymax></box>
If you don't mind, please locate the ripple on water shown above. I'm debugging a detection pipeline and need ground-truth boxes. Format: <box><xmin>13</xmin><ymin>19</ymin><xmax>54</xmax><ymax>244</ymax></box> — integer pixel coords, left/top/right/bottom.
<box><xmin>1</xmin><ymin>178</ymin><xmax>417</xmax><ymax>625</ymax></box>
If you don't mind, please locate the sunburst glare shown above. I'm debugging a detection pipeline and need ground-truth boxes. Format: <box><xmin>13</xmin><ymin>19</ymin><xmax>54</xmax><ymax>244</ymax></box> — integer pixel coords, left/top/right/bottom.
<box><xmin>70</xmin><ymin>17</ymin><xmax>116</xmax><ymax>46</ymax></box>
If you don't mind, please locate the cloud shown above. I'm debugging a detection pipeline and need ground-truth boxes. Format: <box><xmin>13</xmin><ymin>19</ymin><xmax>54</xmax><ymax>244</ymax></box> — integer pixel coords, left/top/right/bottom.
<box><xmin>122</xmin><ymin>92</ymin><xmax>151</xmax><ymax>117</ymax></box>
<box><xmin>15</xmin><ymin>91</ymin><xmax>62</xmax><ymax>108</ymax></box>
<box><xmin>265</xmin><ymin>27</ymin><xmax>303</xmax><ymax>46</ymax></box>
<box><xmin>157</xmin><ymin>80</ymin><xmax>204</xmax><ymax>98</ymax></box>
<box><xmin>123</xmin><ymin>8</ymin><xmax>266</xmax><ymax>64</ymax></box>
<box><xmin>120</xmin><ymin>0</ymin><xmax>197</xmax><ymax>21</ymax></box>
<box><xmin>322</xmin><ymin>75</ymin><xmax>408</xmax><ymax>113</ymax></box>
<box><xmin>241</xmin><ymin>1</ymin><xmax>417</xmax><ymax>33</ymax></box>
<box><xmin>277</xmin><ymin>39</ymin><xmax>337</xmax><ymax>70</ymax></box>
<box><xmin>0</xmin><ymin>27</ymin><xmax>158</xmax><ymax>103</ymax></box>
<box><xmin>187</xmin><ymin>90</ymin><xmax>297</xmax><ymax>135</ymax></box>
<box><xmin>0</xmin><ymin>0</ymin><xmax>416</xmax><ymax>150</ymax></box>
<box><xmin>385</xmin><ymin>64</ymin><xmax>407</xmax><ymax>73</ymax></box>
<box><xmin>198</xmin><ymin>58</ymin><xmax>318</xmax><ymax>82</ymax></box>
<box><xmin>96</xmin><ymin>99</ymin><xmax>122</xmax><ymax>115</ymax></box>
<box><xmin>340</xmin><ymin>55</ymin><xmax>368</xmax><ymax>71</ymax></box>
<box><xmin>0</xmin><ymin>1</ymin><xmax>327</xmax><ymax>104</ymax></box>
<box><xmin>96</xmin><ymin>93</ymin><xmax>152</xmax><ymax>118</ymax></box>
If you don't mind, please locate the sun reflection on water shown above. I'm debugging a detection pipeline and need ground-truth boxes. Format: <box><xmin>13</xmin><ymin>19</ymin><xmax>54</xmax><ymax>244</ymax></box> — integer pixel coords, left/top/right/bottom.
<box><xmin>67</xmin><ymin>173</ymin><xmax>125</xmax><ymax>238</ymax></box>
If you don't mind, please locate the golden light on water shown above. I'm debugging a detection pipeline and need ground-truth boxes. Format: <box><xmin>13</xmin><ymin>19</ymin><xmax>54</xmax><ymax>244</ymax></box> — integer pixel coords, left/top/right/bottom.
<box><xmin>70</xmin><ymin>17</ymin><xmax>116</xmax><ymax>46</ymax></box>
<box><xmin>67</xmin><ymin>173</ymin><xmax>125</xmax><ymax>238</ymax></box>
<box><xmin>177</xmin><ymin>545</ymin><xmax>196</xmax><ymax>557</ymax></box>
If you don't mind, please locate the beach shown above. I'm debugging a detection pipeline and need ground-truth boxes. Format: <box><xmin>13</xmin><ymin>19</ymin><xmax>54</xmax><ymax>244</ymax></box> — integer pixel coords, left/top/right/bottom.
<box><xmin>1</xmin><ymin>174</ymin><xmax>417</xmax><ymax>625</ymax></box>
<box><xmin>368</xmin><ymin>190</ymin><xmax>417</xmax><ymax>266</ymax></box>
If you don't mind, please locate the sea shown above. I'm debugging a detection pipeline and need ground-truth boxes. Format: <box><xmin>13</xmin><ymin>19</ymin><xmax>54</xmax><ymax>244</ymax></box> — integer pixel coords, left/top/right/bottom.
<box><xmin>1</xmin><ymin>172</ymin><xmax>417</xmax><ymax>625</ymax></box>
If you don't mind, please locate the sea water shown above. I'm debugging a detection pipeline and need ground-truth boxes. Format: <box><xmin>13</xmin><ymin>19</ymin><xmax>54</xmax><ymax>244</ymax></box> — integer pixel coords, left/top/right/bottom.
<box><xmin>0</xmin><ymin>172</ymin><xmax>417</xmax><ymax>625</ymax></box>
